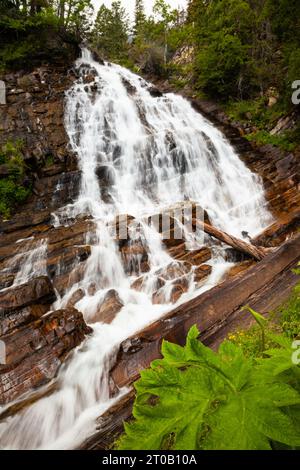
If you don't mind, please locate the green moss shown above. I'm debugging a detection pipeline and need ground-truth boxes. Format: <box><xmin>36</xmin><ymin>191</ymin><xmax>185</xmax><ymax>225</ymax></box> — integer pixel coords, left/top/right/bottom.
<box><xmin>45</xmin><ymin>154</ymin><xmax>55</xmax><ymax>167</ymax></box>
<box><xmin>278</xmin><ymin>267</ymin><xmax>300</xmax><ymax>339</ymax></box>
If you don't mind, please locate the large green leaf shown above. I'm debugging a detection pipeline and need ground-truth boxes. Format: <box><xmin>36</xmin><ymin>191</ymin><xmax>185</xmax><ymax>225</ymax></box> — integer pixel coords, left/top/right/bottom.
<box><xmin>117</xmin><ymin>326</ymin><xmax>300</xmax><ymax>450</ymax></box>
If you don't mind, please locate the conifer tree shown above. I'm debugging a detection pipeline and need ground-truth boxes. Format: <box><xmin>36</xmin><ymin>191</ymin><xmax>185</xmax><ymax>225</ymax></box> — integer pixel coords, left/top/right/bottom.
<box><xmin>133</xmin><ymin>0</ymin><xmax>146</xmax><ymax>40</ymax></box>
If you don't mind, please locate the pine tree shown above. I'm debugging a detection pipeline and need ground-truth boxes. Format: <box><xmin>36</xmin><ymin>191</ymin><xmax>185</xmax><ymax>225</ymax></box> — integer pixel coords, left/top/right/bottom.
<box><xmin>133</xmin><ymin>0</ymin><xmax>146</xmax><ymax>40</ymax></box>
<box><xmin>92</xmin><ymin>1</ymin><xmax>129</xmax><ymax>61</ymax></box>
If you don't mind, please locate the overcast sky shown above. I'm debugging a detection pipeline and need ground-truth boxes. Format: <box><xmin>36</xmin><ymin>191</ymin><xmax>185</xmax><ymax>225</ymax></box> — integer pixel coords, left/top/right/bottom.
<box><xmin>92</xmin><ymin>0</ymin><xmax>188</xmax><ymax>20</ymax></box>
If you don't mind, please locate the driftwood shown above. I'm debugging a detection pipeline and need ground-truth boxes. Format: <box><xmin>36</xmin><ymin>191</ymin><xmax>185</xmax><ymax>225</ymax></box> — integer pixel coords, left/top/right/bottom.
<box><xmin>79</xmin><ymin>234</ymin><xmax>300</xmax><ymax>450</ymax></box>
<box><xmin>192</xmin><ymin>219</ymin><xmax>269</xmax><ymax>261</ymax></box>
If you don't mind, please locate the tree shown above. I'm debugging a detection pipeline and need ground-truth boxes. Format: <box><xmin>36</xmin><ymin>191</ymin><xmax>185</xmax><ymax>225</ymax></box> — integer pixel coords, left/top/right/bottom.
<box><xmin>153</xmin><ymin>0</ymin><xmax>177</xmax><ymax>64</ymax></box>
<box><xmin>92</xmin><ymin>1</ymin><xmax>129</xmax><ymax>61</ymax></box>
<box><xmin>133</xmin><ymin>0</ymin><xmax>146</xmax><ymax>40</ymax></box>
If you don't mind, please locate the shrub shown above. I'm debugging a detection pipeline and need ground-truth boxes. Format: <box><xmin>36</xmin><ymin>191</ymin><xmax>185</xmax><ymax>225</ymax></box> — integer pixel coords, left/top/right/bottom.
<box><xmin>246</xmin><ymin>130</ymin><xmax>298</xmax><ymax>152</ymax></box>
<box><xmin>0</xmin><ymin>140</ymin><xmax>31</xmax><ymax>219</ymax></box>
<box><xmin>195</xmin><ymin>33</ymin><xmax>248</xmax><ymax>99</ymax></box>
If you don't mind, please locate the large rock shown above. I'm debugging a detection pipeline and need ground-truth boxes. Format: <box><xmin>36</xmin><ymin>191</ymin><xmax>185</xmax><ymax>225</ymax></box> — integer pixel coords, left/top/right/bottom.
<box><xmin>90</xmin><ymin>290</ymin><xmax>124</xmax><ymax>325</ymax></box>
<box><xmin>156</xmin><ymin>261</ymin><xmax>192</xmax><ymax>281</ymax></box>
<box><xmin>151</xmin><ymin>262</ymin><xmax>192</xmax><ymax>305</ymax></box>
<box><xmin>0</xmin><ymin>65</ymin><xmax>77</xmax><ymax>170</ymax></box>
<box><xmin>120</xmin><ymin>242</ymin><xmax>150</xmax><ymax>275</ymax></box>
<box><xmin>47</xmin><ymin>245</ymin><xmax>91</xmax><ymax>279</ymax></box>
<box><xmin>0</xmin><ymin>308</ymin><xmax>92</xmax><ymax>405</ymax></box>
<box><xmin>0</xmin><ymin>304</ymin><xmax>49</xmax><ymax>337</ymax></box>
<box><xmin>0</xmin><ymin>276</ymin><xmax>56</xmax><ymax>315</ymax></box>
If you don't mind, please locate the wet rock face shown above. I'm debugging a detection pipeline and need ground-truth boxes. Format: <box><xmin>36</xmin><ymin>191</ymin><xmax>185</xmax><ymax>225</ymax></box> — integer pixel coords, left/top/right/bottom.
<box><xmin>91</xmin><ymin>290</ymin><xmax>124</xmax><ymax>325</ymax></box>
<box><xmin>0</xmin><ymin>66</ymin><xmax>77</xmax><ymax>170</ymax></box>
<box><xmin>0</xmin><ymin>276</ymin><xmax>56</xmax><ymax>315</ymax></box>
<box><xmin>0</xmin><ymin>308</ymin><xmax>92</xmax><ymax>405</ymax></box>
<box><xmin>0</xmin><ymin>192</ymin><xmax>94</xmax><ymax>401</ymax></box>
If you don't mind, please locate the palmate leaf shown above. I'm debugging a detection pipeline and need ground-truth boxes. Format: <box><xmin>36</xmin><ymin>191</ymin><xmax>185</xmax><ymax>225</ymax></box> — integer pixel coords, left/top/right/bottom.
<box><xmin>117</xmin><ymin>326</ymin><xmax>300</xmax><ymax>450</ymax></box>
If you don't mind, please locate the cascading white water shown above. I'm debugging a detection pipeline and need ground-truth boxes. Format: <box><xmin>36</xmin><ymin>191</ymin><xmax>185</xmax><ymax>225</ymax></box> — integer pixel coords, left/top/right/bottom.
<box><xmin>0</xmin><ymin>49</ymin><xmax>272</xmax><ymax>449</ymax></box>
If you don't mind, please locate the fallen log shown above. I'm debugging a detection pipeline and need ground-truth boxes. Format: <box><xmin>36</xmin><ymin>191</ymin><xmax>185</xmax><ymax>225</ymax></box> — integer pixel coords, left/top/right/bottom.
<box><xmin>79</xmin><ymin>234</ymin><xmax>300</xmax><ymax>450</ymax></box>
<box><xmin>192</xmin><ymin>219</ymin><xmax>269</xmax><ymax>261</ymax></box>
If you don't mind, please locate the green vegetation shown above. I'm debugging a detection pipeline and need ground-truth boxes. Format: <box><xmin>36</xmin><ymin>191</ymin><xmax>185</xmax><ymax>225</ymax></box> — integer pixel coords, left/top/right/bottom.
<box><xmin>229</xmin><ymin>279</ymin><xmax>300</xmax><ymax>357</ymax></box>
<box><xmin>246</xmin><ymin>130</ymin><xmax>299</xmax><ymax>152</ymax></box>
<box><xmin>117</xmin><ymin>321</ymin><xmax>300</xmax><ymax>450</ymax></box>
<box><xmin>91</xmin><ymin>1</ymin><xmax>129</xmax><ymax>63</ymax></box>
<box><xmin>117</xmin><ymin>272</ymin><xmax>300</xmax><ymax>450</ymax></box>
<box><xmin>225</xmin><ymin>97</ymin><xmax>300</xmax><ymax>151</ymax></box>
<box><xmin>90</xmin><ymin>0</ymin><xmax>189</xmax><ymax>77</ymax></box>
<box><xmin>0</xmin><ymin>140</ymin><xmax>31</xmax><ymax>219</ymax></box>
<box><xmin>0</xmin><ymin>1</ymin><xmax>93</xmax><ymax>70</ymax></box>
<box><xmin>87</xmin><ymin>1</ymin><xmax>299</xmax><ymax>152</ymax></box>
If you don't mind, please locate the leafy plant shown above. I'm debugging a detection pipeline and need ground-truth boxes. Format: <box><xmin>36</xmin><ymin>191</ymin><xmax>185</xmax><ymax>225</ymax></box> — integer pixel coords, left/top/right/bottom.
<box><xmin>117</xmin><ymin>324</ymin><xmax>300</xmax><ymax>450</ymax></box>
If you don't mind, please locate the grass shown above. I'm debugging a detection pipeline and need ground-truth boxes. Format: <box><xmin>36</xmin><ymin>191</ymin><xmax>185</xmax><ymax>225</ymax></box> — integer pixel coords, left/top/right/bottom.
<box><xmin>225</xmin><ymin>97</ymin><xmax>285</xmax><ymax>128</ymax></box>
<box><xmin>246</xmin><ymin>129</ymin><xmax>298</xmax><ymax>152</ymax></box>
<box><xmin>228</xmin><ymin>273</ymin><xmax>300</xmax><ymax>357</ymax></box>
<box><xmin>224</xmin><ymin>97</ymin><xmax>300</xmax><ymax>152</ymax></box>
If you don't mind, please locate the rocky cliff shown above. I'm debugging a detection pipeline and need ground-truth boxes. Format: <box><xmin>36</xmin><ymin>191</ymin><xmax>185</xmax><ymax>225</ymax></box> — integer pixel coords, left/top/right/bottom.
<box><xmin>0</xmin><ymin>58</ymin><xmax>299</xmax><ymax>412</ymax></box>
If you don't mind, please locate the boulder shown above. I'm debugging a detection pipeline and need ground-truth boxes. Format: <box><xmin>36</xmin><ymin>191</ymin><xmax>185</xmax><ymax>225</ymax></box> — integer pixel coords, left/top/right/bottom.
<box><xmin>0</xmin><ymin>304</ymin><xmax>49</xmax><ymax>337</ymax></box>
<box><xmin>0</xmin><ymin>308</ymin><xmax>92</xmax><ymax>405</ymax></box>
<box><xmin>66</xmin><ymin>289</ymin><xmax>85</xmax><ymax>308</ymax></box>
<box><xmin>121</xmin><ymin>78</ymin><xmax>137</xmax><ymax>95</ymax></box>
<box><xmin>131</xmin><ymin>275</ymin><xmax>165</xmax><ymax>293</ymax></box>
<box><xmin>47</xmin><ymin>245</ymin><xmax>91</xmax><ymax>279</ymax></box>
<box><xmin>91</xmin><ymin>50</ymin><xmax>104</xmax><ymax>65</ymax></box>
<box><xmin>152</xmin><ymin>282</ymin><xmax>188</xmax><ymax>305</ymax></box>
<box><xmin>120</xmin><ymin>242</ymin><xmax>150</xmax><ymax>275</ymax></box>
<box><xmin>0</xmin><ymin>276</ymin><xmax>56</xmax><ymax>315</ymax></box>
<box><xmin>91</xmin><ymin>290</ymin><xmax>124</xmax><ymax>325</ymax></box>
<box><xmin>156</xmin><ymin>261</ymin><xmax>192</xmax><ymax>281</ymax></box>
<box><xmin>194</xmin><ymin>264</ymin><xmax>212</xmax><ymax>285</ymax></box>
<box><xmin>148</xmin><ymin>86</ymin><xmax>163</xmax><ymax>98</ymax></box>
<box><xmin>96</xmin><ymin>165</ymin><xmax>116</xmax><ymax>187</ymax></box>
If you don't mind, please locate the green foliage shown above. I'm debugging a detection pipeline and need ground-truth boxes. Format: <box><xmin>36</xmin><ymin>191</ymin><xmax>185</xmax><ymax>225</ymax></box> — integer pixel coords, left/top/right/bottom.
<box><xmin>133</xmin><ymin>0</ymin><xmax>146</xmax><ymax>41</ymax></box>
<box><xmin>117</xmin><ymin>323</ymin><xmax>300</xmax><ymax>450</ymax></box>
<box><xmin>246</xmin><ymin>130</ymin><xmax>298</xmax><ymax>152</ymax></box>
<box><xmin>0</xmin><ymin>180</ymin><xmax>31</xmax><ymax>219</ymax></box>
<box><xmin>225</xmin><ymin>97</ymin><xmax>284</xmax><ymax>127</ymax></box>
<box><xmin>229</xmin><ymin>280</ymin><xmax>300</xmax><ymax>357</ymax></box>
<box><xmin>225</xmin><ymin>97</ymin><xmax>299</xmax><ymax>151</ymax></box>
<box><xmin>0</xmin><ymin>140</ymin><xmax>30</xmax><ymax>219</ymax></box>
<box><xmin>187</xmin><ymin>0</ymin><xmax>300</xmax><ymax>102</ymax></box>
<box><xmin>195</xmin><ymin>32</ymin><xmax>248</xmax><ymax>98</ymax></box>
<box><xmin>277</xmin><ymin>280</ymin><xmax>300</xmax><ymax>340</ymax></box>
<box><xmin>0</xmin><ymin>1</ymin><xmax>93</xmax><ymax>69</ymax></box>
<box><xmin>91</xmin><ymin>1</ymin><xmax>129</xmax><ymax>62</ymax></box>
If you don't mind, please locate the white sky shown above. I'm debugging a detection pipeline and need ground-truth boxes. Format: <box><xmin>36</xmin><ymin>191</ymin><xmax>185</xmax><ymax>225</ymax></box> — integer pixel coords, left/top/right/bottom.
<box><xmin>92</xmin><ymin>0</ymin><xmax>188</xmax><ymax>20</ymax></box>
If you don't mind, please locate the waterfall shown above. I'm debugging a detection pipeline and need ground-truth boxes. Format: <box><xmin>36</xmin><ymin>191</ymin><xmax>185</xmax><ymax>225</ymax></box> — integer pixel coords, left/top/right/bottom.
<box><xmin>0</xmin><ymin>49</ymin><xmax>272</xmax><ymax>449</ymax></box>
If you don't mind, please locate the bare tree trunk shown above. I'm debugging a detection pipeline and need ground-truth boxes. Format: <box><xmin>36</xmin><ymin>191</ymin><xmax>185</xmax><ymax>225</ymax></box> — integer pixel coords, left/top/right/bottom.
<box><xmin>192</xmin><ymin>219</ymin><xmax>270</xmax><ymax>261</ymax></box>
